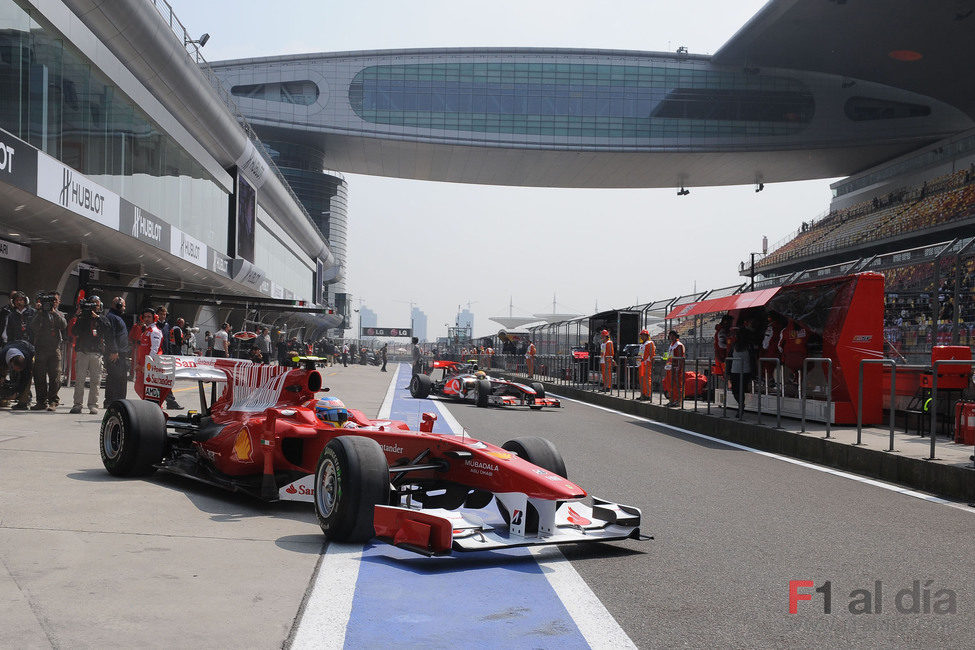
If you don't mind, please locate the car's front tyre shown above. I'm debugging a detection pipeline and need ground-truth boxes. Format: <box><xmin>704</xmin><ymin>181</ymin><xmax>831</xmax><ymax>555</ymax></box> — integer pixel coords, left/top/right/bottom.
<box><xmin>315</xmin><ymin>436</ymin><xmax>390</xmax><ymax>542</ymax></box>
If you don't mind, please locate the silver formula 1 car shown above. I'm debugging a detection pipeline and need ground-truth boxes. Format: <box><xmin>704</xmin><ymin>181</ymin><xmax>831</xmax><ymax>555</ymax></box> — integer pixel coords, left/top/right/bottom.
<box><xmin>409</xmin><ymin>360</ymin><xmax>560</xmax><ymax>409</ymax></box>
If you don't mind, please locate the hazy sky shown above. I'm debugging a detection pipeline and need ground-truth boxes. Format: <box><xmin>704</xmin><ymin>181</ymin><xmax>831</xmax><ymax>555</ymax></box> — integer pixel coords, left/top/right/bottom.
<box><xmin>167</xmin><ymin>0</ymin><xmax>840</xmax><ymax>340</ymax></box>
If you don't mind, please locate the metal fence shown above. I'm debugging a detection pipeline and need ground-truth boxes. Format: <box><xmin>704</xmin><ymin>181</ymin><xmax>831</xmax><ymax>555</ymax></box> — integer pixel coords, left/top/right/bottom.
<box><xmin>427</xmin><ymin>351</ymin><xmax>973</xmax><ymax>466</ymax></box>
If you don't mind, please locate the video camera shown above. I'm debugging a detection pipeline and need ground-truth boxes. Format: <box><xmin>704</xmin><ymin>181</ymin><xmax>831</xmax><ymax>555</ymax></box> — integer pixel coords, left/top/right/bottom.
<box><xmin>37</xmin><ymin>291</ymin><xmax>58</xmax><ymax>311</ymax></box>
<box><xmin>78</xmin><ymin>298</ymin><xmax>100</xmax><ymax>313</ymax></box>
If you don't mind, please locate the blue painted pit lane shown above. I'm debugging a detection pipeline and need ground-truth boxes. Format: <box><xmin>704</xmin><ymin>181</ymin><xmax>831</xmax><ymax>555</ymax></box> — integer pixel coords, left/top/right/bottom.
<box><xmin>387</xmin><ymin>363</ymin><xmax>458</xmax><ymax>434</ymax></box>
<box><xmin>342</xmin><ymin>363</ymin><xmax>589</xmax><ymax>648</ymax></box>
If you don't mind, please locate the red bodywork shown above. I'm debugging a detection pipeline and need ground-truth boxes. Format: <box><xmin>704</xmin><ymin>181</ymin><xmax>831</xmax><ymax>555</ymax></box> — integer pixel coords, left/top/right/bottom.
<box><xmin>142</xmin><ymin>356</ymin><xmax>584</xmax><ymax>501</ymax></box>
<box><xmin>128</xmin><ymin>356</ymin><xmax>643</xmax><ymax>555</ymax></box>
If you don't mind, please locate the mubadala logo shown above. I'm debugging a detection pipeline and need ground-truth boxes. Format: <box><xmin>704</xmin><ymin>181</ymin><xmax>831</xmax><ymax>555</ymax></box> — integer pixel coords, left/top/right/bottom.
<box><xmin>465</xmin><ymin>459</ymin><xmax>499</xmax><ymax>472</ymax></box>
<box><xmin>132</xmin><ymin>208</ymin><xmax>163</xmax><ymax>243</ymax></box>
<box><xmin>59</xmin><ymin>167</ymin><xmax>105</xmax><ymax>215</ymax></box>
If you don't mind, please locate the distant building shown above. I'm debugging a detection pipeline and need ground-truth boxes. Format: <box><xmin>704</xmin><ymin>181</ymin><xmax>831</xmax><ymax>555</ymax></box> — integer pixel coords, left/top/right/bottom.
<box><xmin>457</xmin><ymin>308</ymin><xmax>474</xmax><ymax>333</ymax></box>
<box><xmin>359</xmin><ymin>306</ymin><xmax>377</xmax><ymax>334</ymax></box>
<box><xmin>412</xmin><ymin>307</ymin><xmax>428</xmax><ymax>342</ymax></box>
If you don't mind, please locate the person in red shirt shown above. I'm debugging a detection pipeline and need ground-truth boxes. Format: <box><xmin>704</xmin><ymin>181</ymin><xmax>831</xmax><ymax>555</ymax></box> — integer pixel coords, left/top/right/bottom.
<box><xmin>779</xmin><ymin>317</ymin><xmax>808</xmax><ymax>387</ymax></box>
<box><xmin>638</xmin><ymin>329</ymin><xmax>655</xmax><ymax>401</ymax></box>
<box><xmin>134</xmin><ymin>306</ymin><xmax>163</xmax><ymax>400</ymax></box>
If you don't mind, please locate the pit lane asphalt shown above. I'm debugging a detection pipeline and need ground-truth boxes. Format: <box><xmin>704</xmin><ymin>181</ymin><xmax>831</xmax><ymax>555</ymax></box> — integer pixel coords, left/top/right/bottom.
<box><xmin>432</xmin><ymin>386</ymin><xmax>975</xmax><ymax>647</ymax></box>
<box><xmin>0</xmin><ymin>363</ymin><xmax>385</xmax><ymax>648</ymax></box>
<box><xmin>4</xmin><ymin>363</ymin><xmax>973</xmax><ymax>647</ymax></box>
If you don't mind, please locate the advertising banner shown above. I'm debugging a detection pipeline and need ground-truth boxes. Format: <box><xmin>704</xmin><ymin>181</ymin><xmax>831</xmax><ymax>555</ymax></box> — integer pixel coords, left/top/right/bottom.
<box><xmin>208</xmin><ymin>249</ymin><xmax>232</xmax><ymax>277</ymax></box>
<box><xmin>120</xmin><ymin>201</ymin><xmax>170</xmax><ymax>250</ymax></box>
<box><xmin>0</xmin><ymin>127</ymin><xmax>37</xmax><ymax>193</ymax></box>
<box><xmin>361</xmin><ymin>327</ymin><xmax>412</xmax><ymax>338</ymax></box>
<box><xmin>0</xmin><ymin>238</ymin><xmax>30</xmax><ymax>263</ymax></box>
<box><xmin>36</xmin><ymin>151</ymin><xmax>120</xmax><ymax>230</ymax></box>
<box><xmin>170</xmin><ymin>227</ymin><xmax>208</xmax><ymax>268</ymax></box>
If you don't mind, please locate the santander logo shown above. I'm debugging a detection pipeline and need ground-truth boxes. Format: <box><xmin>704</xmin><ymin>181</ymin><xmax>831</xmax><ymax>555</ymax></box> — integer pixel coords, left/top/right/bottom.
<box><xmin>286</xmin><ymin>485</ymin><xmax>298</xmax><ymax>494</ymax></box>
<box><xmin>567</xmin><ymin>507</ymin><xmax>592</xmax><ymax>526</ymax></box>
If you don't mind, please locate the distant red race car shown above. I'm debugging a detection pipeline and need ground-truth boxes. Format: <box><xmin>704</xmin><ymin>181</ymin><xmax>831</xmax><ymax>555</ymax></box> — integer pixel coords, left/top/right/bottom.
<box><xmin>98</xmin><ymin>355</ymin><xmax>642</xmax><ymax>555</ymax></box>
<box><xmin>410</xmin><ymin>360</ymin><xmax>561</xmax><ymax>409</ymax></box>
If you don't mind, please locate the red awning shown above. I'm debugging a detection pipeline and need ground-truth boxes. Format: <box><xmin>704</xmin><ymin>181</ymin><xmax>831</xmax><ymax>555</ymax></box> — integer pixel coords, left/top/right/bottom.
<box><xmin>665</xmin><ymin>287</ymin><xmax>781</xmax><ymax>320</ymax></box>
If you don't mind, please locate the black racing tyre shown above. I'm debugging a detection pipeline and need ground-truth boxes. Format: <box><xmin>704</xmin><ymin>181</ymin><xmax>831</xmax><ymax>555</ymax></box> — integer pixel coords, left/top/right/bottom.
<box><xmin>495</xmin><ymin>437</ymin><xmax>568</xmax><ymax>532</ymax></box>
<box><xmin>315</xmin><ymin>436</ymin><xmax>390</xmax><ymax>542</ymax></box>
<box><xmin>100</xmin><ymin>399</ymin><xmax>167</xmax><ymax>477</ymax></box>
<box><xmin>409</xmin><ymin>373</ymin><xmax>432</xmax><ymax>398</ymax></box>
<box><xmin>475</xmin><ymin>379</ymin><xmax>492</xmax><ymax>407</ymax></box>
<box><xmin>530</xmin><ymin>382</ymin><xmax>546</xmax><ymax>399</ymax></box>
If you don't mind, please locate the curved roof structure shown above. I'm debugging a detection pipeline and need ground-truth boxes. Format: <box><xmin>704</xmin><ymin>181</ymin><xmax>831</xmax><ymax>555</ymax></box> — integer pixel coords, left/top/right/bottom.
<box><xmin>210</xmin><ymin>1</ymin><xmax>975</xmax><ymax>189</ymax></box>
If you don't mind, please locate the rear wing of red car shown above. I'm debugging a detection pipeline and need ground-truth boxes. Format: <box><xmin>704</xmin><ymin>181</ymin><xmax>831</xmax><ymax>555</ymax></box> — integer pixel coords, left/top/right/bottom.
<box><xmin>141</xmin><ymin>354</ymin><xmax>322</xmax><ymax>412</ymax></box>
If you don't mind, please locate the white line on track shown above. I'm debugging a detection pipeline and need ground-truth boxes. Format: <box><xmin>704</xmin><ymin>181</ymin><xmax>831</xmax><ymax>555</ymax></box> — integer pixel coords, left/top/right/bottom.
<box><xmin>377</xmin><ymin>363</ymin><xmax>401</xmax><ymax>419</ymax></box>
<box><xmin>289</xmin><ymin>542</ymin><xmax>363</xmax><ymax>649</ymax></box>
<box><xmin>529</xmin><ymin>546</ymin><xmax>638</xmax><ymax>649</ymax></box>
<box><xmin>429</xmin><ymin>395</ymin><xmax>466</xmax><ymax>435</ymax></box>
<box><xmin>432</xmin><ymin>397</ymin><xmax>637</xmax><ymax>648</ymax></box>
<box><xmin>288</xmin><ymin>367</ymin><xmax>403</xmax><ymax>648</ymax></box>
<box><xmin>552</xmin><ymin>393</ymin><xmax>975</xmax><ymax>515</ymax></box>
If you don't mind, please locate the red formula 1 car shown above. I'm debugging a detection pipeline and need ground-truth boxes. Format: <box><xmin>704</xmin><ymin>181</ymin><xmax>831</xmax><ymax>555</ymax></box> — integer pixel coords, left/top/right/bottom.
<box><xmin>98</xmin><ymin>355</ymin><xmax>641</xmax><ymax>555</ymax></box>
<box><xmin>409</xmin><ymin>360</ymin><xmax>561</xmax><ymax>409</ymax></box>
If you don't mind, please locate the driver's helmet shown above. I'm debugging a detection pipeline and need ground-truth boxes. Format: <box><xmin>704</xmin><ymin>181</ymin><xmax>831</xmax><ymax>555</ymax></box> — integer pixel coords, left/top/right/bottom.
<box><xmin>467</xmin><ymin>360</ymin><xmax>478</xmax><ymax>371</ymax></box>
<box><xmin>474</xmin><ymin>370</ymin><xmax>487</xmax><ymax>380</ymax></box>
<box><xmin>315</xmin><ymin>396</ymin><xmax>348</xmax><ymax>426</ymax></box>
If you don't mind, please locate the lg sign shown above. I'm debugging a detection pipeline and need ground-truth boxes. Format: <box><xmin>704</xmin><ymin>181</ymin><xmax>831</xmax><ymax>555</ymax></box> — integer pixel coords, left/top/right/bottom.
<box><xmin>362</xmin><ymin>327</ymin><xmax>412</xmax><ymax>338</ymax></box>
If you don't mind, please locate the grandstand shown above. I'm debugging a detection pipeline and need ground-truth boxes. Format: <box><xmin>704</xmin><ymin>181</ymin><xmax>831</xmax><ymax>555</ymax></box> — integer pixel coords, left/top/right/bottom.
<box><xmin>755</xmin><ymin>167</ymin><xmax>975</xmax><ymax>276</ymax></box>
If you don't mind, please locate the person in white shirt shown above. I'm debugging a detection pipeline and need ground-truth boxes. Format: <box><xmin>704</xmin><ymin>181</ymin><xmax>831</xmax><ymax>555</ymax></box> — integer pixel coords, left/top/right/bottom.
<box><xmin>213</xmin><ymin>322</ymin><xmax>230</xmax><ymax>358</ymax></box>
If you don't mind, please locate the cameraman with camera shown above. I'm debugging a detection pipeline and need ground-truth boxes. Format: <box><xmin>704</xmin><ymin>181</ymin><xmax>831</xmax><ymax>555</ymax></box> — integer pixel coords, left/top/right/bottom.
<box><xmin>29</xmin><ymin>291</ymin><xmax>67</xmax><ymax>411</ymax></box>
<box><xmin>69</xmin><ymin>296</ymin><xmax>109</xmax><ymax>415</ymax></box>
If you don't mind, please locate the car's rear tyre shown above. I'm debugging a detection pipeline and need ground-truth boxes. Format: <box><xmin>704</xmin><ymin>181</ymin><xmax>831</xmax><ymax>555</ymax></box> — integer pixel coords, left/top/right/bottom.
<box><xmin>495</xmin><ymin>437</ymin><xmax>567</xmax><ymax>533</ymax></box>
<box><xmin>315</xmin><ymin>436</ymin><xmax>390</xmax><ymax>542</ymax></box>
<box><xmin>409</xmin><ymin>374</ymin><xmax>432</xmax><ymax>398</ymax></box>
<box><xmin>475</xmin><ymin>379</ymin><xmax>491</xmax><ymax>407</ymax></box>
<box><xmin>531</xmin><ymin>382</ymin><xmax>546</xmax><ymax>399</ymax></box>
<box><xmin>100</xmin><ymin>399</ymin><xmax>167</xmax><ymax>477</ymax></box>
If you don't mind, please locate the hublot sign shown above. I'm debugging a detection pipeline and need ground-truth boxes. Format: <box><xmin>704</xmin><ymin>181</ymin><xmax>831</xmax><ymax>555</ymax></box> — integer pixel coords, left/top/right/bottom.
<box><xmin>119</xmin><ymin>200</ymin><xmax>170</xmax><ymax>250</ymax></box>
<box><xmin>0</xmin><ymin>127</ymin><xmax>37</xmax><ymax>193</ymax></box>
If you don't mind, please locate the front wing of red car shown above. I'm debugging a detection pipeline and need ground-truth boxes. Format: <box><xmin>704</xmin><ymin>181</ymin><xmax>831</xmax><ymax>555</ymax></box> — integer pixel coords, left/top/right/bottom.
<box><xmin>373</xmin><ymin>496</ymin><xmax>641</xmax><ymax>556</ymax></box>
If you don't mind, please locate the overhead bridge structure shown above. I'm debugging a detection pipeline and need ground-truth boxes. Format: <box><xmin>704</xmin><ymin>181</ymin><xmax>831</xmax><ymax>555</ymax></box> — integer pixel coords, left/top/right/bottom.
<box><xmin>211</xmin><ymin>0</ymin><xmax>975</xmax><ymax>189</ymax></box>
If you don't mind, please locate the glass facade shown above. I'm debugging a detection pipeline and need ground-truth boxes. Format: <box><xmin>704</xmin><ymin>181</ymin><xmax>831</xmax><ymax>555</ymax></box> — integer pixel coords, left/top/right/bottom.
<box><xmin>349</xmin><ymin>62</ymin><xmax>814</xmax><ymax>139</ymax></box>
<box><xmin>0</xmin><ymin>0</ymin><xmax>228</xmax><ymax>251</ymax></box>
<box><xmin>231</xmin><ymin>81</ymin><xmax>319</xmax><ymax>106</ymax></box>
<box><xmin>255</xmin><ymin>205</ymin><xmax>314</xmax><ymax>301</ymax></box>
